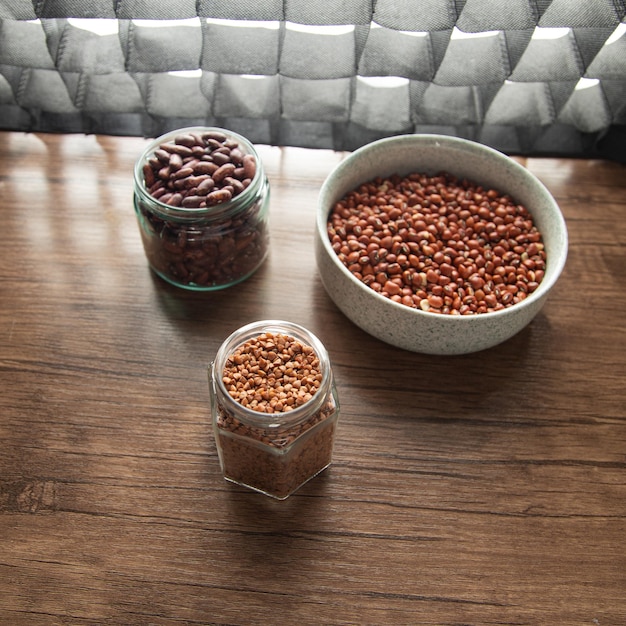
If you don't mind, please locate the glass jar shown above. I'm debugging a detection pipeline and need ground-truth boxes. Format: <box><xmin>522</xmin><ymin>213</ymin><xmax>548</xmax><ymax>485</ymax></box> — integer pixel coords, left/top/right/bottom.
<box><xmin>133</xmin><ymin>127</ymin><xmax>270</xmax><ymax>290</ymax></box>
<box><xmin>209</xmin><ymin>320</ymin><xmax>340</xmax><ymax>499</ymax></box>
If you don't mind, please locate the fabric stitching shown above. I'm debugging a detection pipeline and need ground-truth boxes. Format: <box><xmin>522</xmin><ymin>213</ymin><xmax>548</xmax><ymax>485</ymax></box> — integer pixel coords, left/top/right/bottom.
<box><xmin>15</xmin><ymin>67</ymin><xmax>30</xmax><ymax>104</ymax></box>
<box><xmin>55</xmin><ymin>19</ymin><xmax>70</xmax><ymax>70</ymax></box>
<box><xmin>125</xmin><ymin>18</ymin><xmax>134</xmax><ymax>73</ymax></box>
<box><xmin>543</xmin><ymin>81</ymin><xmax>557</xmax><ymax>124</ymax></box>
<box><xmin>74</xmin><ymin>71</ymin><xmax>87</xmax><ymax>110</ymax></box>
<box><xmin>568</xmin><ymin>28</ymin><xmax>587</xmax><ymax>77</ymax></box>
<box><xmin>449</xmin><ymin>0</ymin><xmax>459</xmax><ymax>28</ymax></box>
<box><xmin>496</xmin><ymin>30</ymin><xmax>512</xmax><ymax>79</ymax></box>
<box><xmin>144</xmin><ymin>72</ymin><xmax>152</xmax><ymax>117</ymax></box>
<box><xmin>528</xmin><ymin>0</ymin><xmax>541</xmax><ymax>25</ymax></box>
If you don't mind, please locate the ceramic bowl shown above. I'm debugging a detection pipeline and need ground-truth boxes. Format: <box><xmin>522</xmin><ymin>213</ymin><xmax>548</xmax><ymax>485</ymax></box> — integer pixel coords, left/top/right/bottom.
<box><xmin>315</xmin><ymin>134</ymin><xmax>568</xmax><ymax>355</ymax></box>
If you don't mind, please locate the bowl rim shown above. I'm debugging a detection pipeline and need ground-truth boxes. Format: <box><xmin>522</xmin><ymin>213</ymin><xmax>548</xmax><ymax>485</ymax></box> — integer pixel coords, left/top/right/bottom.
<box><xmin>316</xmin><ymin>133</ymin><xmax>568</xmax><ymax>323</ymax></box>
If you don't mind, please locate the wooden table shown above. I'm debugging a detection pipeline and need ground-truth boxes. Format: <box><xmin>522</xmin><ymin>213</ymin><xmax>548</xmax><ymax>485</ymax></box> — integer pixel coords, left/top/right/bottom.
<box><xmin>1</xmin><ymin>131</ymin><xmax>624</xmax><ymax>625</ymax></box>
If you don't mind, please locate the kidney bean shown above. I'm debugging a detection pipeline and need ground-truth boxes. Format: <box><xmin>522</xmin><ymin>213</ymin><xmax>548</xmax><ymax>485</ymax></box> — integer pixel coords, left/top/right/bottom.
<box><xmin>193</xmin><ymin>161</ymin><xmax>218</xmax><ymax>176</ymax></box>
<box><xmin>172</xmin><ymin>166</ymin><xmax>194</xmax><ymax>180</ymax></box>
<box><xmin>154</xmin><ymin>148</ymin><xmax>171</xmax><ymax>163</ymax></box>
<box><xmin>207</xmin><ymin>189</ymin><xmax>232</xmax><ymax>205</ymax></box>
<box><xmin>194</xmin><ymin>177</ymin><xmax>215</xmax><ymax>195</ymax></box>
<box><xmin>211</xmin><ymin>152</ymin><xmax>231</xmax><ymax>166</ymax></box>
<box><xmin>212</xmin><ymin>163</ymin><xmax>235</xmax><ymax>183</ymax></box>
<box><xmin>151</xmin><ymin>186</ymin><xmax>166</xmax><ymax>200</ymax></box>
<box><xmin>224</xmin><ymin>176</ymin><xmax>245</xmax><ymax>195</ymax></box>
<box><xmin>327</xmin><ymin>171</ymin><xmax>546</xmax><ymax>314</ymax></box>
<box><xmin>181</xmin><ymin>195</ymin><xmax>204</xmax><ymax>208</ymax></box>
<box><xmin>243</xmin><ymin>154</ymin><xmax>257</xmax><ymax>180</ymax></box>
<box><xmin>166</xmin><ymin>192</ymin><xmax>183</xmax><ymax>207</ymax></box>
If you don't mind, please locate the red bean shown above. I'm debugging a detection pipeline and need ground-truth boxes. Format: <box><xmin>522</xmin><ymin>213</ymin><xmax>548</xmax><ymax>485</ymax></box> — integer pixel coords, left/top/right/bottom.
<box><xmin>384</xmin><ymin>280</ymin><xmax>401</xmax><ymax>296</ymax></box>
<box><xmin>327</xmin><ymin>171</ymin><xmax>546</xmax><ymax>315</ymax></box>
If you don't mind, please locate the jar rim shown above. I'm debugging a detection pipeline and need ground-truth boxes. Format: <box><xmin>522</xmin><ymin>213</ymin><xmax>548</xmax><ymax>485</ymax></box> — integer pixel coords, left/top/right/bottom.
<box><xmin>211</xmin><ymin>320</ymin><xmax>332</xmax><ymax>428</ymax></box>
<box><xmin>133</xmin><ymin>126</ymin><xmax>264</xmax><ymax>220</ymax></box>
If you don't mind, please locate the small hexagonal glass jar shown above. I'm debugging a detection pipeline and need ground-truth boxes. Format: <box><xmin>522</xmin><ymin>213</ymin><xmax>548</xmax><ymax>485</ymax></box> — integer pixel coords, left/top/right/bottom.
<box><xmin>209</xmin><ymin>320</ymin><xmax>340</xmax><ymax>499</ymax></box>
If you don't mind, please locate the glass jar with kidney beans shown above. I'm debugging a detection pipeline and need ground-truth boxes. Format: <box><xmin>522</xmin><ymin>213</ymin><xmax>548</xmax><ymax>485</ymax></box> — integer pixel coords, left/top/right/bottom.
<box><xmin>133</xmin><ymin>127</ymin><xmax>270</xmax><ymax>290</ymax></box>
<box><xmin>209</xmin><ymin>320</ymin><xmax>340</xmax><ymax>500</ymax></box>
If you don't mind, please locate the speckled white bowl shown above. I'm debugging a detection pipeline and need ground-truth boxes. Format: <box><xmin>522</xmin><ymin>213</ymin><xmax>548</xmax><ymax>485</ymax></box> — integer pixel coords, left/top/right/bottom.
<box><xmin>315</xmin><ymin>134</ymin><xmax>568</xmax><ymax>355</ymax></box>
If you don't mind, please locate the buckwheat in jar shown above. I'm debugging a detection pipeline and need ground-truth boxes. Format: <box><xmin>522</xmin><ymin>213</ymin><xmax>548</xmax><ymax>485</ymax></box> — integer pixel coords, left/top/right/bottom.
<box><xmin>133</xmin><ymin>127</ymin><xmax>269</xmax><ymax>290</ymax></box>
<box><xmin>209</xmin><ymin>321</ymin><xmax>340</xmax><ymax>499</ymax></box>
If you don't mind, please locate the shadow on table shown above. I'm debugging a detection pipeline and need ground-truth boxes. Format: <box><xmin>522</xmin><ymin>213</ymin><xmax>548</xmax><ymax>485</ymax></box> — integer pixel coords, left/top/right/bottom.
<box><xmin>312</xmin><ymin>271</ymin><xmax>561</xmax><ymax>426</ymax></box>
<box><xmin>146</xmin><ymin>261</ymin><xmax>273</xmax><ymax>325</ymax></box>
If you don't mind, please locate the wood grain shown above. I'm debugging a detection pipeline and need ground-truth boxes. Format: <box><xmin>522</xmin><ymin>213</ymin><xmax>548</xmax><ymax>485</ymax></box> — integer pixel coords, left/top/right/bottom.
<box><xmin>1</xmin><ymin>132</ymin><xmax>625</xmax><ymax>625</ymax></box>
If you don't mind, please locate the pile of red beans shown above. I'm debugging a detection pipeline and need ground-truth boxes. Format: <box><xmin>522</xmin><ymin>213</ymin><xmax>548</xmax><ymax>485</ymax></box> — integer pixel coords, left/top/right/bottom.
<box><xmin>327</xmin><ymin>171</ymin><xmax>546</xmax><ymax>315</ymax></box>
